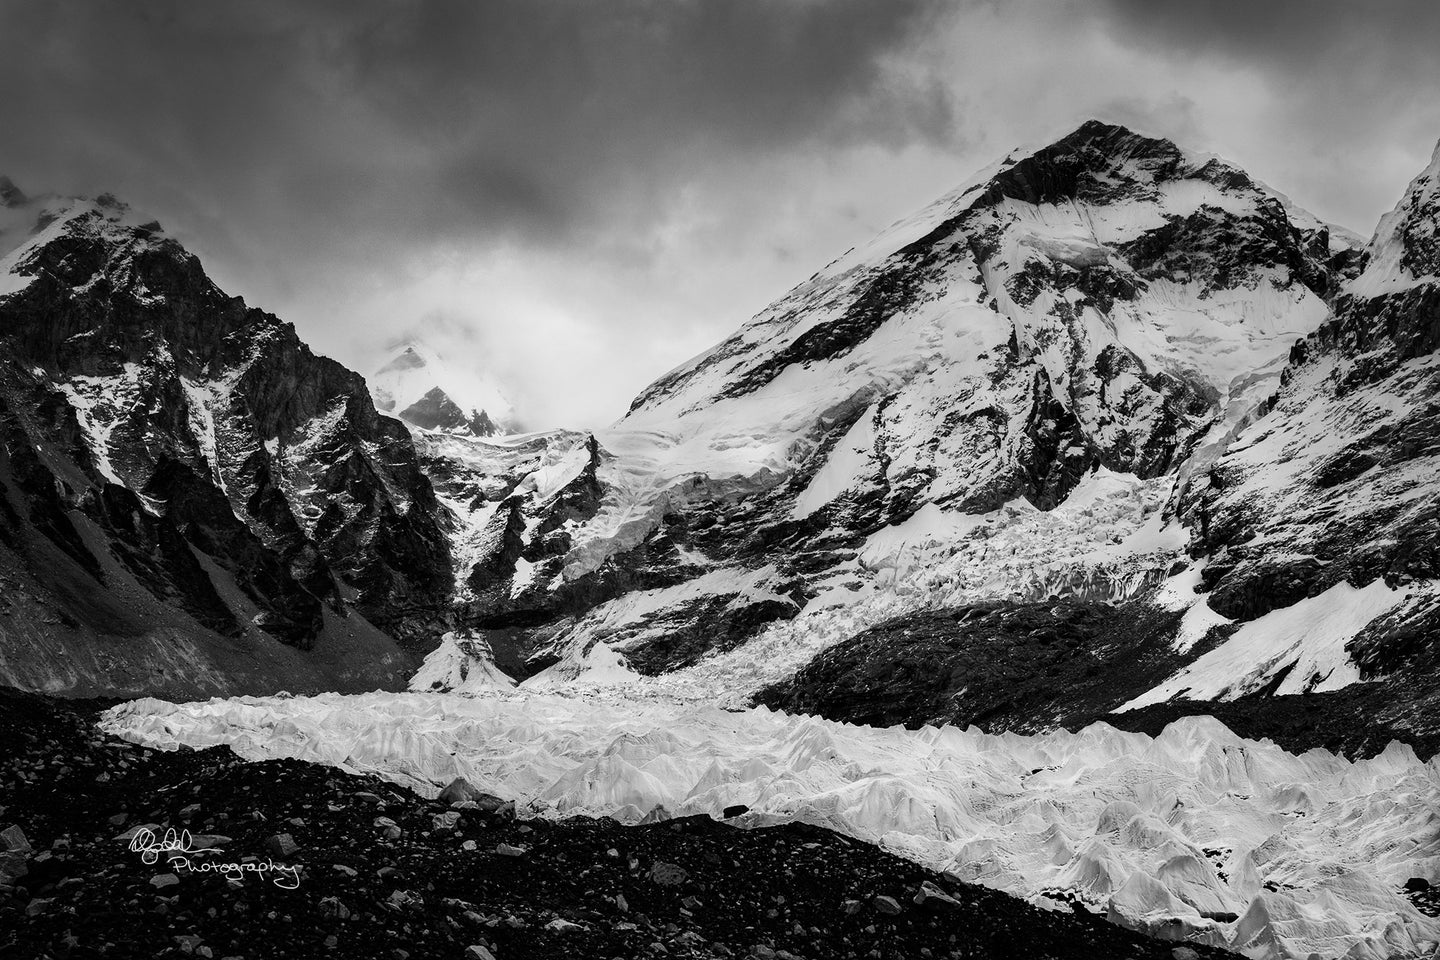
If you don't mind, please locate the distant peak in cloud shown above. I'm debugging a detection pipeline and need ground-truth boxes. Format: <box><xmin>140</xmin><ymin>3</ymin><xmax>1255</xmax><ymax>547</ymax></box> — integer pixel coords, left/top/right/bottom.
<box><xmin>370</xmin><ymin>336</ymin><xmax>520</xmax><ymax>435</ymax></box>
<box><xmin>0</xmin><ymin>175</ymin><xmax>26</xmax><ymax>207</ymax></box>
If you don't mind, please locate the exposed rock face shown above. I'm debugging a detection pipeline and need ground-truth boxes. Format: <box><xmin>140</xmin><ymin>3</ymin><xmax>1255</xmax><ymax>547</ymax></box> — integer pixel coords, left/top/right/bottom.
<box><xmin>400</xmin><ymin>387</ymin><xmax>500</xmax><ymax>436</ymax></box>
<box><xmin>0</xmin><ymin>188</ymin><xmax>450</xmax><ymax>695</ymax></box>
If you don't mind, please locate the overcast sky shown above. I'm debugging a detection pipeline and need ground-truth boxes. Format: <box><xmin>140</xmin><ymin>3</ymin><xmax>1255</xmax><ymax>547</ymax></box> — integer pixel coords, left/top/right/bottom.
<box><xmin>4</xmin><ymin>0</ymin><xmax>1439</xmax><ymax>429</ymax></box>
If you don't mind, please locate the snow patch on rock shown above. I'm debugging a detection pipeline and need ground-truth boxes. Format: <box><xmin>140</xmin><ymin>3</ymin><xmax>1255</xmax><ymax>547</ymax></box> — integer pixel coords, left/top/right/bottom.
<box><xmin>1121</xmin><ymin>580</ymin><xmax>1411</xmax><ymax>710</ymax></box>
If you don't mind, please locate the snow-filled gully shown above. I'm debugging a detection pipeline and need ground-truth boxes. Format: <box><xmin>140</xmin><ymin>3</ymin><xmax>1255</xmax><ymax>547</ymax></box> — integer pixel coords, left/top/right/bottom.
<box><xmin>100</xmin><ymin>692</ymin><xmax>1440</xmax><ymax>960</ymax></box>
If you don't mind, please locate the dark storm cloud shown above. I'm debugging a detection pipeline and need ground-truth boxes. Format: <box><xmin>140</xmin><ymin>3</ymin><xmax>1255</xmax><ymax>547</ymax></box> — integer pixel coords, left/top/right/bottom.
<box><xmin>0</xmin><ymin>0</ymin><xmax>957</xmax><ymax>253</ymax></box>
<box><xmin>1081</xmin><ymin>0</ymin><xmax>1440</xmax><ymax>239</ymax></box>
<box><xmin>1091</xmin><ymin>0</ymin><xmax>1440</xmax><ymax>145</ymax></box>
<box><xmin>1094</xmin><ymin>0</ymin><xmax>1440</xmax><ymax>78</ymax></box>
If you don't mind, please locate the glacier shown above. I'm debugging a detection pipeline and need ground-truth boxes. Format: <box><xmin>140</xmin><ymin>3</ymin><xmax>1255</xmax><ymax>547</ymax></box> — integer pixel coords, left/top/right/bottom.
<box><xmin>100</xmin><ymin>691</ymin><xmax>1440</xmax><ymax>960</ymax></box>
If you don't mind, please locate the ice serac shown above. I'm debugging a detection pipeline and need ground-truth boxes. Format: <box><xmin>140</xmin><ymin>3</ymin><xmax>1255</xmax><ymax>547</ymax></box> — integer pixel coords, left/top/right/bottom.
<box><xmin>416</xmin><ymin>120</ymin><xmax>1360</xmax><ymax>687</ymax></box>
<box><xmin>0</xmin><ymin>184</ymin><xmax>452</xmax><ymax>696</ymax></box>
<box><xmin>1173</xmin><ymin>138</ymin><xmax>1440</xmax><ymax>718</ymax></box>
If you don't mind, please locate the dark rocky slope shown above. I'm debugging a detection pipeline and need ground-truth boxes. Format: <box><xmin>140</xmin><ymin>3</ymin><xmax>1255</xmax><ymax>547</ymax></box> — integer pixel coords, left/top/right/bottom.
<box><xmin>756</xmin><ymin>601</ymin><xmax>1440</xmax><ymax>760</ymax></box>
<box><xmin>755</xmin><ymin>600</ymin><xmax>1190</xmax><ymax>732</ymax></box>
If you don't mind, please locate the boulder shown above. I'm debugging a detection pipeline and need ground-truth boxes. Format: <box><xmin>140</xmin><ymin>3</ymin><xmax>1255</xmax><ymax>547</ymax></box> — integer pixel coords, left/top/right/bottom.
<box><xmin>913</xmin><ymin>881</ymin><xmax>961</xmax><ymax>909</ymax></box>
<box><xmin>650</xmin><ymin>861</ymin><xmax>689</xmax><ymax>886</ymax></box>
<box><xmin>1</xmin><ymin>825</ymin><xmax>32</xmax><ymax>854</ymax></box>
<box><xmin>439</xmin><ymin>777</ymin><xmax>481</xmax><ymax>805</ymax></box>
<box><xmin>264</xmin><ymin>833</ymin><xmax>299</xmax><ymax>857</ymax></box>
<box><xmin>873</xmin><ymin>895</ymin><xmax>903</xmax><ymax>915</ymax></box>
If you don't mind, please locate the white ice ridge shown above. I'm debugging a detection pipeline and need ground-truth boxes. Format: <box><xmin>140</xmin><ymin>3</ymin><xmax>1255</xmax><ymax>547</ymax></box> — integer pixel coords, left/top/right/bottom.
<box><xmin>100</xmin><ymin>693</ymin><xmax>1439</xmax><ymax>960</ymax></box>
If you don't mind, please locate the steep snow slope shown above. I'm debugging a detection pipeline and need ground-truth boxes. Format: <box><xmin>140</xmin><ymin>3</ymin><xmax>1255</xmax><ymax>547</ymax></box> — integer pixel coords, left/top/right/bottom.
<box><xmin>417</xmin><ymin>121</ymin><xmax>1361</xmax><ymax>683</ymax></box>
<box><xmin>102</xmin><ymin>691</ymin><xmax>1440</xmax><ymax>960</ymax></box>
<box><xmin>1120</xmin><ymin>581</ymin><xmax>1410</xmax><ymax>710</ymax></box>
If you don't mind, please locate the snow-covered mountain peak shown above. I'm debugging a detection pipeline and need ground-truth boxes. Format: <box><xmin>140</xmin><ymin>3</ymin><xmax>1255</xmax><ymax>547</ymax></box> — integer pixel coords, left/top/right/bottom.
<box><xmin>404</xmin><ymin>122</ymin><xmax>1377</xmax><ymax>702</ymax></box>
<box><xmin>0</xmin><ymin>179</ymin><xmax>456</xmax><ymax>693</ymax></box>
<box><xmin>0</xmin><ymin>187</ymin><xmax>241</xmax><ymax>367</ymax></box>
<box><xmin>370</xmin><ymin>337</ymin><xmax>516</xmax><ymax>437</ymax></box>
<box><xmin>628</xmin><ymin>121</ymin><xmax>1354</xmax><ymax>424</ymax></box>
<box><xmin>608</xmin><ymin>120</ymin><xmax>1357</xmax><ymax>553</ymax></box>
<box><xmin>972</xmin><ymin>119</ymin><xmax>1225</xmax><ymax>204</ymax></box>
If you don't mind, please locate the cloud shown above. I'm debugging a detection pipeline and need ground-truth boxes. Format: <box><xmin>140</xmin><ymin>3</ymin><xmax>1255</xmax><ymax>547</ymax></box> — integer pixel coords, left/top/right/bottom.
<box><xmin>1093</xmin><ymin>0</ymin><xmax>1440</xmax><ymax>81</ymax></box>
<box><xmin>0</xmin><ymin>0</ymin><xmax>959</xmax><ymax>252</ymax></box>
<box><xmin>0</xmin><ymin>0</ymin><xmax>978</xmax><ymax>428</ymax></box>
<box><xmin>1087</xmin><ymin>0</ymin><xmax>1440</xmax><ymax>234</ymax></box>
<box><xmin>1089</xmin><ymin>94</ymin><xmax>1205</xmax><ymax>150</ymax></box>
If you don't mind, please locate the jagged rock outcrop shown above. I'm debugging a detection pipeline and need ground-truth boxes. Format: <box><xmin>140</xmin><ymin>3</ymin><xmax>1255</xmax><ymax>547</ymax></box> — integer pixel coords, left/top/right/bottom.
<box><xmin>400</xmin><ymin>387</ymin><xmax>500</xmax><ymax>436</ymax></box>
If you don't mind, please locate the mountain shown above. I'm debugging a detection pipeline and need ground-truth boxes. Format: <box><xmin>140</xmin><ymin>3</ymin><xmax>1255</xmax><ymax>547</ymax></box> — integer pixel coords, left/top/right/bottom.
<box><xmin>6</xmin><ymin>119</ymin><xmax>1439</xmax><ymax>756</ymax></box>
<box><xmin>0</xmin><ymin>183</ymin><xmax>453</xmax><ymax>696</ymax></box>
<box><xmin>755</xmin><ymin>131</ymin><xmax>1440</xmax><ymax>753</ymax></box>
<box><xmin>419</xmin><ymin>120</ymin><xmax>1394</xmax><ymax>706</ymax></box>
<box><xmin>370</xmin><ymin>339</ymin><xmax>515</xmax><ymax>437</ymax></box>
<box><xmin>1182</xmin><ymin>141</ymin><xmax>1440</xmax><ymax>627</ymax></box>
